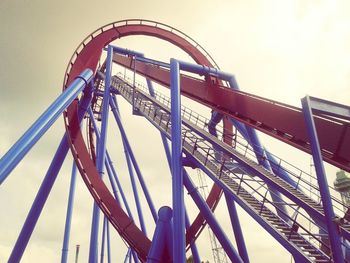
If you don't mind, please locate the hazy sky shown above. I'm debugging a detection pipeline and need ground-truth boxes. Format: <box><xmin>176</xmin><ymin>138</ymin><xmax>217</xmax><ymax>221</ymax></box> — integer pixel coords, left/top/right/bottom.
<box><xmin>1</xmin><ymin>0</ymin><xmax>350</xmax><ymax>262</ymax></box>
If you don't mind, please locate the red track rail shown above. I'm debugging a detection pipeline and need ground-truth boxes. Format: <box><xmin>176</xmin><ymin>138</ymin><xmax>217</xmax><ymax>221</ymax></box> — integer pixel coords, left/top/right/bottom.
<box><xmin>63</xmin><ymin>19</ymin><xmax>224</xmax><ymax>260</ymax></box>
<box><xmin>113</xmin><ymin>53</ymin><xmax>350</xmax><ymax>172</ymax></box>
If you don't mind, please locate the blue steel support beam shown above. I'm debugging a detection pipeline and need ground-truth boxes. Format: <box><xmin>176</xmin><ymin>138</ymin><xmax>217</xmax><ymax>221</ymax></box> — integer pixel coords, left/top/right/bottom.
<box><xmin>187</xmin><ymin>148</ymin><xmax>313</xmax><ymax>262</ymax></box>
<box><xmin>89</xmin><ymin>46</ymin><xmax>113</xmax><ymax>263</ymax></box>
<box><xmin>90</xmin><ymin>100</ymin><xmax>144</xmax><ymax>231</ymax></box>
<box><xmin>170</xmin><ymin>58</ymin><xmax>186</xmax><ymax>263</ymax></box>
<box><xmin>110</xmin><ymin>95</ymin><xmax>158</xmax><ymax>222</ymax></box>
<box><xmin>124</xmin><ymin>249</ymin><xmax>131</xmax><ymax>263</ymax></box>
<box><xmin>161</xmin><ymin>132</ymin><xmax>201</xmax><ymax>263</ymax></box>
<box><xmin>147</xmin><ymin>207</ymin><xmax>173</xmax><ymax>262</ymax></box>
<box><xmin>8</xmin><ymin>77</ymin><xmax>93</xmax><ymax>263</ymax></box>
<box><xmin>100</xmin><ymin>217</ymin><xmax>107</xmax><ymax>263</ymax></box>
<box><xmin>301</xmin><ymin>96</ymin><xmax>344</xmax><ymax>263</ymax></box>
<box><xmin>61</xmin><ymin>163</ymin><xmax>78</xmax><ymax>263</ymax></box>
<box><xmin>183</xmin><ymin>171</ymin><xmax>243</xmax><ymax>263</ymax></box>
<box><xmin>145</xmin><ymin>77</ymin><xmax>200</xmax><ymax>263</ymax></box>
<box><xmin>230</xmin><ymin>113</ymin><xmax>299</xmax><ymax>190</ymax></box>
<box><xmin>122</xmin><ymin>139</ymin><xmax>147</xmax><ymax>234</ymax></box>
<box><xmin>106</xmin><ymin>220</ymin><xmax>111</xmax><ymax>263</ymax></box>
<box><xmin>0</xmin><ymin>69</ymin><xmax>93</xmax><ymax>184</ymax></box>
<box><xmin>9</xmin><ymin>136</ymin><xmax>70</xmax><ymax>263</ymax></box>
<box><xmin>108</xmin><ymin>45</ymin><xmax>144</xmax><ymax>58</ymax></box>
<box><xmin>88</xmin><ymin>108</ymin><xmax>126</xmax><ymax>208</ymax></box>
<box><xmin>225</xmin><ymin>78</ymin><xmax>289</xmax><ymax>222</ymax></box>
<box><xmin>225</xmin><ymin>193</ymin><xmax>250</xmax><ymax>263</ymax></box>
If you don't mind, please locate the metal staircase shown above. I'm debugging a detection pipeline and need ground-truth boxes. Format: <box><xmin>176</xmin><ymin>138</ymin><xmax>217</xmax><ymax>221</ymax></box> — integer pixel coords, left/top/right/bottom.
<box><xmin>102</xmin><ymin>72</ymin><xmax>348</xmax><ymax>262</ymax></box>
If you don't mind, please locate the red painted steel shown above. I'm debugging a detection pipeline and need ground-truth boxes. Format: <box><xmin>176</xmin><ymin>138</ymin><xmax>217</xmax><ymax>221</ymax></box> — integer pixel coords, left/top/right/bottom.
<box><xmin>62</xmin><ymin>19</ymin><xmax>224</xmax><ymax>259</ymax></box>
<box><xmin>113</xmin><ymin>54</ymin><xmax>350</xmax><ymax>172</ymax></box>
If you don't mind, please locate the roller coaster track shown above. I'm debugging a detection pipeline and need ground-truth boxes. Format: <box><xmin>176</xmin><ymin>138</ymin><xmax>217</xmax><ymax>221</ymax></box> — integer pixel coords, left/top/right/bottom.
<box><xmin>57</xmin><ymin>19</ymin><xmax>350</xmax><ymax>262</ymax></box>
<box><xmin>107</xmin><ymin>73</ymin><xmax>341</xmax><ymax>262</ymax></box>
<box><xmin>113</xmin><ymin>53</ymin><xmax>350</xmax><ymax>173</ymax></box>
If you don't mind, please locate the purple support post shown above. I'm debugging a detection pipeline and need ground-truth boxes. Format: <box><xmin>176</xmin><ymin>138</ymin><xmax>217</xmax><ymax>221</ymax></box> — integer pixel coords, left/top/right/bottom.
<box><xmin>89</xmin><ymin>46</ymin><xmax>113</xmax><ymax>263</ymax></box>
<box><xmin>147</xmin><ymin>207</ymin><xmax>173</xmax><ymax>262</ymax></box>
<box><xmin>123</xmin><ymin>249</ymin><xmax>131</xmax><ymax>263</ymax></box>
<box><xmin>0</xmin><ymin>69</ymin><xmax>93</xmax><ymax>184</ymax></box>
<box><xmin>225</xmin><ymin>193</ymin><xmax>250</xmax><ymax>263</ymax></box>
<box><xmin>146</xmin><ymin>76</ymin><xmax>201</xmax><ymax>262</ymax></box>
<box><xmin>106</xmin><ymin>220</ymin><xmax>111</xmax><ymax>263</ymax></box>
<box><xmin>8</xmin><ymin>136</ymin><xmax>69</xmax><ymax>263</ymax></box>
<box><xmin>301</xmin><ymin>96</ymin><xmax>344</xmax><ymax>263</ymax></box>
<box><xmin>170</xmin><ymin>58</ymin><xmax>186</xmax><ymax>263</ymax></box>
<box><xmin>8</xmin><ymin>77</ymin><xmax>93</xmax><ymax>263</ymax></box>
<box><xmin>100</xmin><ymin>217</ymin><xmax>107</xmax><ymax>263</ymax></box>
<box><xmin>226</xmin><ymin>78</ymin><xmax>289</xmax><ymax>222</ymax></box>
<box><xmin>122</xmin><ymin>140</ymin><xmax>147</xmax><ymax>235</ymax></box>
<box><xmin>110</xmin><ymin>95</ymin><xmax>157</xmax><ymax>222</ymax></box>
<box><xmin>183</xmin><ymin>171</ymin><xmax>243</xmax><ymax>263</ymax></box>
<box><xmin>61</xmin><ymin>163</ymin><xmax>78</xmax><ymax>263</ymax></box>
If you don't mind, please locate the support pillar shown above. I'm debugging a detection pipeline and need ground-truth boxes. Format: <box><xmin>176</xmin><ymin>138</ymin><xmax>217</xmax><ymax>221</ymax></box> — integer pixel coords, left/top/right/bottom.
<box><xmin>301</xmin><ymin>96</ymin><xmax>344</xmax><ymax>263</ymax></box>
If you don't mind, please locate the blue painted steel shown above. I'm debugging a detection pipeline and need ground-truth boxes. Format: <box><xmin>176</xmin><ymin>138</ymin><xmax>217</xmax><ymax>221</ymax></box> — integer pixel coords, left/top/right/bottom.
<box><xmin>124</xmin><ymin>249</ymin><xmax>131</xmax><ymax>263</ymax></box>
<box><xmin>8</xmin><ymin>80</ymin><xmax>93</xmax><ymax>263</ymax></box>
<box><xmin>0</xmin><ymin>69</ymin><xmax>93</xmax><ymax>184</ymax></box>
<box><xmin>106</xmin><ymin>220</ymin><xmax>111</xmax><ymax>263</ymax></box>
<box><xmin>246</xmin><ymin>127</ymin><xmax>289</xmax><ymax>222</ymax></box>
<box><xmin>100</xmin><ymin>217</ymin><xmax>107</xmax><ymax>263</ymax></box>
<box><xmin>225</xmin><ymin>193</ymin><xmax>250</xmax><ymax>263</ymax></box>
<box><xmin>88</xmin><ymin>107</ymin><xmax>135</xmax><ymax>218</ymax></box>
<box><xmin>99</xmin><ymin>217</ymin><xmax>111</xmax><ymax>263</ymax></box>
<box><xmin>160</xmin><ymin>133</ymin><xmax>201</xmax><ymax>262</ymax></box>
<box><xmin>187</xmin><ymin>149</ymin><xmax>312</xmax><ymax>262</ymax></box>
<box><xmin>301</xmin><ymin>96</ymin><xmax>344</xmax><ymax>263</ymax></box>
<box><xmin>146</xmin><ymin>77</ymin><xmax>200</xmax><ymax>262</ymax></box>
<box><xmin>136</xmin><ymin>56</ymin><xmax>170</xmax><ymax>69</ymax></box>
<box><xmin>226</xmin><ymin>79</ymin><xmax>289</xmax><ymax>222</ymax></box>
<box><xmin>110</xmin><ymin>95</ymin><xmax>158</xmax><ymax>222</ymax></box>
<box><xmin>183</xmin><ymin>171</ymin><xmax>243</xmax><ymax>263</ymax></box>
<box><xmin>109</xmin><ymin>45</ymin><xmax>144</xmax><ymax>58</ymax></box>
<box><xmin>133</xmin><ymin>56</ymin><xmax>235</xmax><ymax>82</ymax></box>
<box><xmin>8</xmin><ymin>136</ymin><xmax>70</xmax><ymax>263</ymax></box>
<box><xmin>185</xmin><ymin>212</ymin><xmax>201</xmax><ymax>263</ymax></box>
<box><xmin>131</xmin><ymin>250</ymin><xmax>139</xmax><ymax>263</ymax></box>
<box><xmin>126</xmin><ymin>54</ymin><xmax>290</xmax><ymax>223</ymax></box>
<box><xmin>89</xmin><ymin>46</ymin><xmax>113</xmax><ymax>263</ymax></box>
<box><xmin>170</xmin><ymin>58</ymin><xmax>186</xmax><ymax>263</ymax></box>
<box><xmin>161</xmin><ymin>134</ymin><xmax>201</xmax><ymax>263</ymax></box>
<box><xmin>147</xmin><ymin>206</ymin><xmax>173</xmax><ymax>262</ymax></box>
<box><xmin>123</xmin><ymin>140</ymin><xmax>147</xmax><ymax>234</ymax></box>
<box><xmin>88</xmin><ymin>108</ymin><xmax>121</xmax><ymax>202</ymax></box>
<box><xmin>61</xmin><ymin>163</ymin><xmax>78</xmax><ymax>263</ymax></box>
<box><xmin>230</xmin><ymin>113</ymin><xmax>299</xmax><ymax>190</ymax></box>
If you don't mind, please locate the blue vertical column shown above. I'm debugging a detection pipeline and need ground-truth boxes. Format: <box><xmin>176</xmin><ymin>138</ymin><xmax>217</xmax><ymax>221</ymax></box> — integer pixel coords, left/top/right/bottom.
<box><xmin>146</xmin><ymin>76</ymin><xmax>200</xmax><ymax>263</ymax></box>
<box><xmin>89</xmin><ymin>45</ymin><xmax>113</xmax><ymax>263</ymax></box>
<box><xmin>225</xmin><ymin>193</ymin><xmax>250</xmax><ymax>263</ymax></box>
<box><xmin>301</xmin><ymin>96</ymin><xmax>344</xmax><ymax>263</ymax></box>
<box><xmin>170</xmin><ymin>58</ymin><xmax>186</xmax><ymax>262</ymax></box>
<box><xmin>61</xmin><ymin>163</ymin><xmax>78</xmax><ymax>263</ymax></box>
<box><xmin>106</xmin><ymin>220</ymin><xmax>111</xmax><ymax>263</ymax></box>
<box><xmin>183</xmin><ymin>172</ymin><xmax>243</xmax><ymax>263</ymax></box>
<box><xmin>100</xmin><ymin>217</ymin><xmax>107</xmax><ymax>263</ymax></box>
<box><xmin>147</xmin><ymin>206</ymin><xmax>173</xmax><ymax>262</ymax></box>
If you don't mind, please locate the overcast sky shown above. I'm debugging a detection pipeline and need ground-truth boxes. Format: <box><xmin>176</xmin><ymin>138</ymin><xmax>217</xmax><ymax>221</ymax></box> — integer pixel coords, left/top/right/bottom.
<box><xmin>1</xmin><ymin>0</ymin><xmax>350</xmax><ymax>262</ymax></box>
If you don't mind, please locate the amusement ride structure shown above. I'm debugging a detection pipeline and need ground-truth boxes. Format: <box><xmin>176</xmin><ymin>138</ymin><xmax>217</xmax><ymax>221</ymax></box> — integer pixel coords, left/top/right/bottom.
<box><xmin>1</xmin><ymin>19</ymin><xmax>350</xmax><ymax>263</ymax></box>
